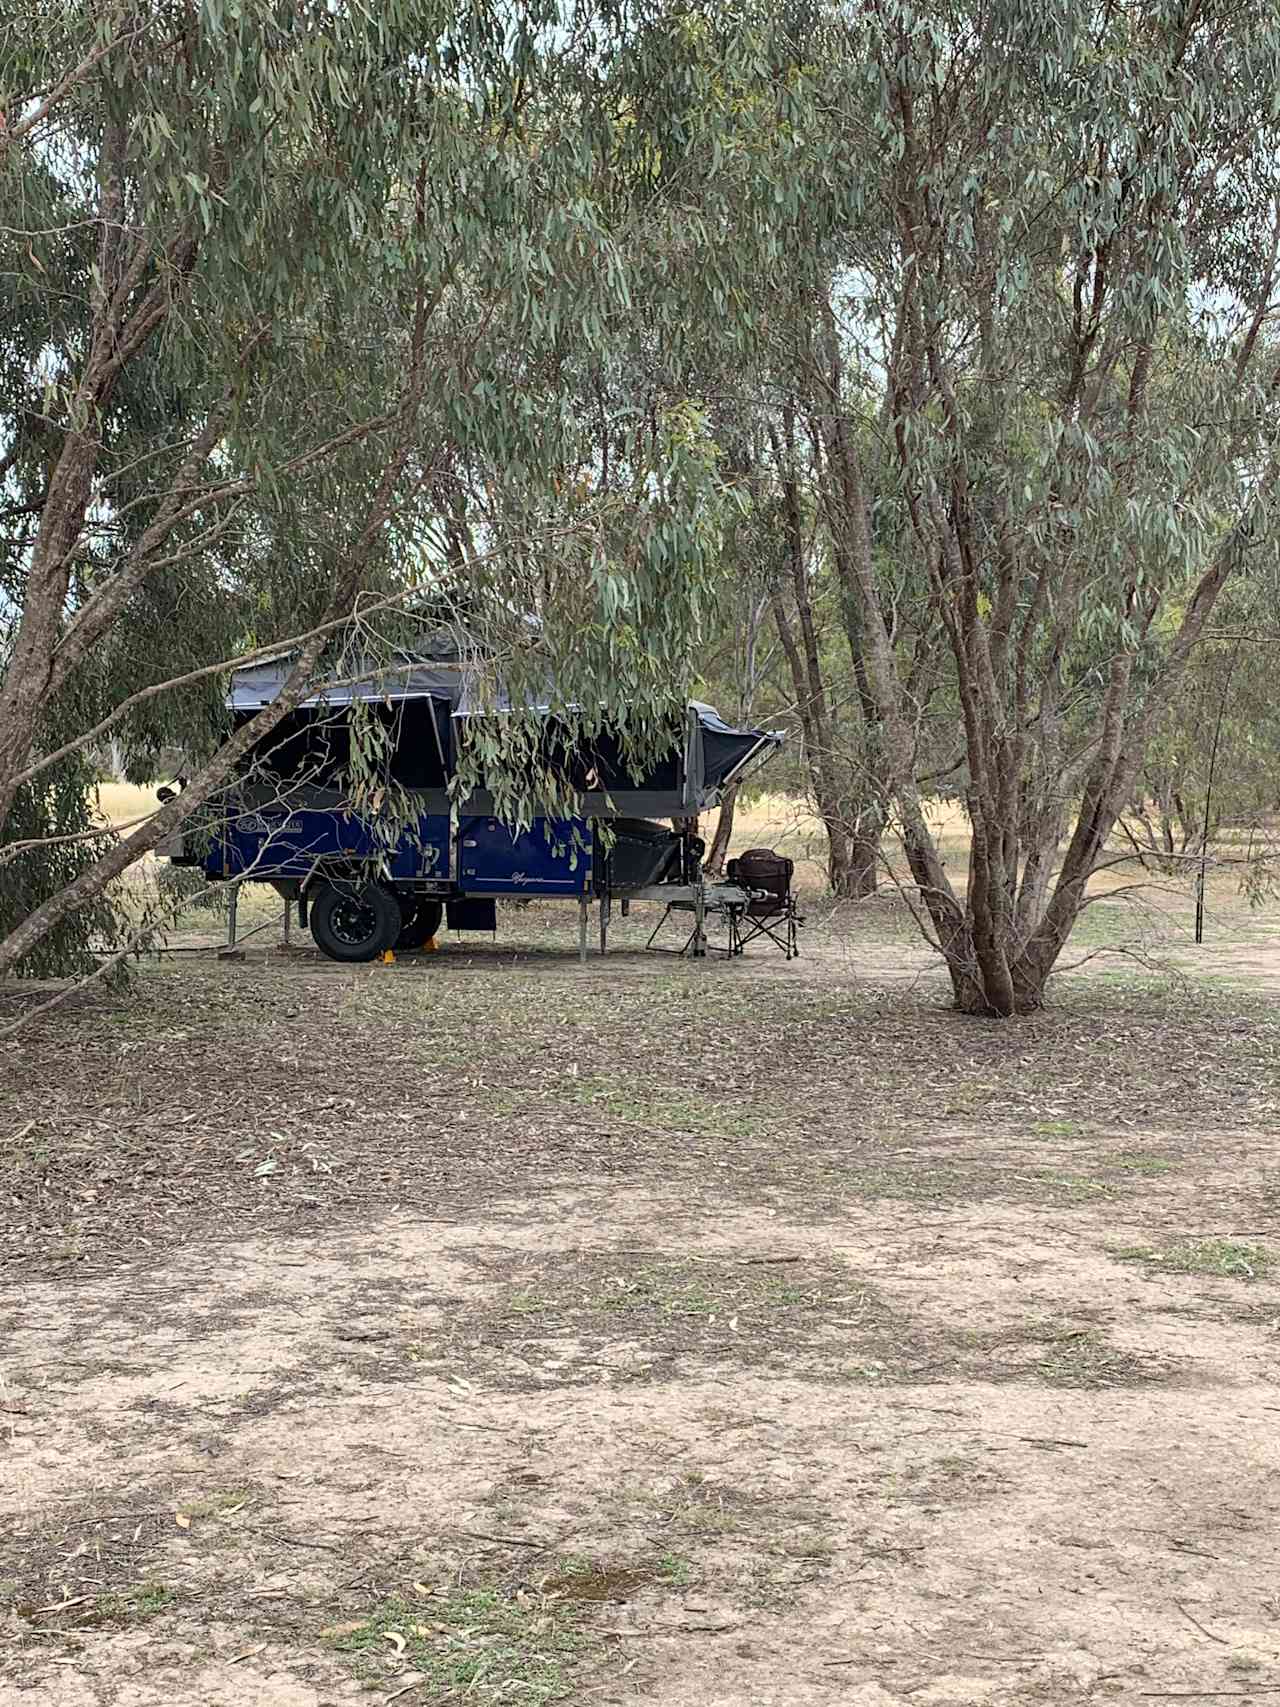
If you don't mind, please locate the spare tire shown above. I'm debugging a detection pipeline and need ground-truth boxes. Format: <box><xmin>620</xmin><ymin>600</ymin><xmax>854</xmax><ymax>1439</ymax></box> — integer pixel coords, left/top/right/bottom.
<box><xmin>309</xmin><ymin>880</ymin><xmax>401</xmax><ymax>963</ymax></box>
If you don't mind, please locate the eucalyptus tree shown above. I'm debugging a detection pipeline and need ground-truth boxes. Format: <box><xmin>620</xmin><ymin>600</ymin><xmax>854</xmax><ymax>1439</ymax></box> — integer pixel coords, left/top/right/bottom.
<box><xmin>739</xmin><ymin>405</ymin><xmax>883</xmax><ymax>896</ymax></box>
<box><xmin>0</xmin><ymin>0</ymin><xmax>827</xmax><ymax>978</ymax></box>
<box><xmin>795</xmin><ymin>0</ymin><xmax>1280</xmax><ymax>1013</ymax></box>
<box><xmin>1123</xmin><ymin>598</ymin><xmax>1280</xmax><ymax>869</ymax></box>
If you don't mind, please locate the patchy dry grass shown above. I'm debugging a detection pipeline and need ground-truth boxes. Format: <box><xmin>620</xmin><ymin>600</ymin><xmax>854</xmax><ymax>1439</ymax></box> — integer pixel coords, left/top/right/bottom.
<box><xmin>329</xmin><ymin>1585</ymin><xmax>592</xmax><ymax>1700</ymax></box>
<box><xmin>529</xmin><ymin>1256</ymin><xmax>824</xmax><ymax>1318</ymax></box>
<box><xmin>543</xmin><ymin>1553</ymin><xmax>693</xmax><ymax>1601</ymax></box>
<box><xmin>401</xmin><ymin>1250</ymin><xmax>859</xmax><ymax>1393</ymax></box>
<box><xmin>6</xmin><ymin>893</ymin><xmax>1280</xmax><ymax>1706</ymax></box>
<box><xmin>90</xmin><ymin>1581</ymin><xmax>176</xmax><ymax>1624</ymax></box>
<box><xmin>1030</xmin><ymin>1118</ymin><xmax>1087</xmax><ymax>1138</ymax></box>
<box><xmin>1114</xmin><ymin>1237</ymin><xmax>1274</xmax><ymax>1280</ymax></box>
<box><xmin>2</xmin><ymin>952</ymin><xmax>1269</xmax><ymax>1277</ymax></box>
<box><xmin>91</xmin><ymin>781</ymin><xmax>159</xmax><ymax>831</ymax></box>
<box><xmin>1027</xmin><ymin>1170</ymin><xmax>1119</xmax><ymax>1204</ymax></box>
<box><xmin>559</xmin><ymin>1075</ymin><xmax>769</xmax><ymax>1139</ymax></box>
<box><xmin>932</xmin><ymin>1315</ymin><xmax>1178</xmax><ymax>1390</ymax></box>
<box><xmin>1029</xmin><ymin>1329</ymin><xmax>1172</xmax><ymax>1388</ymax></box>
<box><xmin>1114</xmin><ymin>1151</ymin><xmax>1177</xmax><ymax>1176</ymax></box>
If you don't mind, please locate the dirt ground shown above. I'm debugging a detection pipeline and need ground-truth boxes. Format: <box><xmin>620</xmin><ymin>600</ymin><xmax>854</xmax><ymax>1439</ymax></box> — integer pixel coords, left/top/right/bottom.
<box><xmin>4</xmin><ymin>891</ymin><xmax>1280</xmax><ymax>1706</ymax></box>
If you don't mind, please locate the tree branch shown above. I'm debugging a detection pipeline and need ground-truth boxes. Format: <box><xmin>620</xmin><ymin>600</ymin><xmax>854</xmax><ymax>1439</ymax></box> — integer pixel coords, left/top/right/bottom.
<box><xmin>0</xmin><ymin>24</ymin><xmax>136</xmax><ymax>153</ymax></box>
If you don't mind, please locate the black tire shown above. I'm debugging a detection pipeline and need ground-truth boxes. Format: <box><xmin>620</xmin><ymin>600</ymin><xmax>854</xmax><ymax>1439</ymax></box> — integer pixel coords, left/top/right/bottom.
<box><xmin>309</xmin><ymin>880</ymin><xmax>401</xmax><ymax>963</ymax></box>
<box><xmin>395</xmin><ymin>898</ymin><xmax>444</xmax><ymax>950</ymax></box>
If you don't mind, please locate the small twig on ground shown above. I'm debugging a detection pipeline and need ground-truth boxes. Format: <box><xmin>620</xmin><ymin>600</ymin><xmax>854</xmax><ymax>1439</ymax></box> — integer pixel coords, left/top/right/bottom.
<box><xmin>1174</xmin><ymin>1601</ymin><xmax>1229</xmax><ymax>1645</ymax></box>
<box><xmin>21</xmin><ymin>1625</ymin><xmax>104</xmax><ymax>1637</ymax></box>
<box><xmin>683</xmin><ymin>1253</ymin><xmax>803</xmax><ymax>1267</ymax></box>
<box><xmin>1019</xmin><ymin>1436</ymin><xmax>1089</xmax><ymax>1449</ymax></box>
<box><xmin>1139</xmin><ymin>1692</ymin><xmax>1280</xmax><ymax>1699</ymax></box>
<box><xmin>242</xmin><ymin>1527</ymin><xmax>343</xmax><ymax>1553</ymax></box>
<box><xmin>45</xmin><ymin>1505</ymin><xmax>167</xmax><ymax>1518</ymax></box>
<box><xmin>1133</xmin><ymin>1530</ymin><xmax>1221</xmax><ymax>1559</ymax></box>
<box><xmin>454</xmin><ymin>1529</ymin><xmax>561</xmax><ymax>1550</ymax></box>
<box><xmin>954</xmin><ymin>1652</ymin><xmax>1045</xmax><ymax>1664</ymax></box>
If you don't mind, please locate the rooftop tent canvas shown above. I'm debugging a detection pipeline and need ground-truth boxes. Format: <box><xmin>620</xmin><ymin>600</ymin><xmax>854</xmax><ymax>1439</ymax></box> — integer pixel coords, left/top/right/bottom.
<box><xmin>222</xmin><ymin>655</ymin><xmax>781</xmax><ymax>818</ymax></box>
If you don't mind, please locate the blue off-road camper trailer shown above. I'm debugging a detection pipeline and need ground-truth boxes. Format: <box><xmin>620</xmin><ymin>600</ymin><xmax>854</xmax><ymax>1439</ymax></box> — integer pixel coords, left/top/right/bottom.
<box><xmin>161</xmin><ymin>643</ymin><xmax>784</xmax><ymax>964</ymax></box>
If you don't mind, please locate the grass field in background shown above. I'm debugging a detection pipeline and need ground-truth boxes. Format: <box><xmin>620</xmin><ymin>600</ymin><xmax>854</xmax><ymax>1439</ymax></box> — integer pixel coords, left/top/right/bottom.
<box><xmin>93</xmin><ymin>781</ymin><xmax>160</xmax><ymax>829</ymax></box>
<box><xmin>92</xmin><ymin>777</ymin><xmax>1267</xmax><ymax>956</ymax></box>
<box><xmin>93</xmin><ymin>782</ymin><xmax>966</xmax><ymax>856</ymax></box>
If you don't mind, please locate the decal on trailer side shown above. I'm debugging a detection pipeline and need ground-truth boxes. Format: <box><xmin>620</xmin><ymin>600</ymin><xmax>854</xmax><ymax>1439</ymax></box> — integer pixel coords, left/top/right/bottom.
<box><xmin>239</xmin><ymin>814</ymin><xmax>304</xmax><ymax>833</ymax></box>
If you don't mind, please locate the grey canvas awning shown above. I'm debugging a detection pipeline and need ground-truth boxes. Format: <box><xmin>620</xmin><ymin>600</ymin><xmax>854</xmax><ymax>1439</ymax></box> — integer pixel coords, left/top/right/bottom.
<box><xmin>688</xmin><ymin>701</ymin><xmax>780</xmax><ymax>794</ymax></box>
<box><xmin>227</xmin><ymin>654</ymin><xmax>464</xmax><ymax>711</ymax></box>
<box><xmin>226</xmin><ymin>654</ymin><xmax>782</xmax><ymax>813</ymax></box>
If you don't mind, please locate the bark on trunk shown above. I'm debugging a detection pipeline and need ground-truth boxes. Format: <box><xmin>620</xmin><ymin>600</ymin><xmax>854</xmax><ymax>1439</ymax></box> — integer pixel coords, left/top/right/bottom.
<box><xmin>824</xmin><ymin>818</ymin><xmax>880</xmax><ymax>897</ymax></box>
<box><xmin>768</xmin><ymin>409</ymin><xmax>878</xmax><ymax>901</ymax></box>
<box><xmin>0</xmin><ymin>260</ymin><xmax>436</xmax><ymax>982</ymax></box>
<box><xmin>0</xmin><ymin>434</ymin><xmax>100</xmax><ymax>831</ymax></box>
<box><xmin>705</xmin><ymin>783</ymin><xmax>738</xmax><ymax>875</ymax></box>
<box><xmin>848</xmin><ymin>821</ymin><xmax>881</xmax><ymax>896</ymax></box>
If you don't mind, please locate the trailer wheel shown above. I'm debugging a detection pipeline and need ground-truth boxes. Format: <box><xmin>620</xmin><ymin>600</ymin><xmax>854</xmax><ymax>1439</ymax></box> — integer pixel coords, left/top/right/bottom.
<box><xmin>309</xmin><ymin>880</ymin><xmax>401</xmax><ymax>963</ymax></box>
<box><xmin>395</xmin><ymin>899</ymin><xmax>444</xmax><ymax>950</ymax></box>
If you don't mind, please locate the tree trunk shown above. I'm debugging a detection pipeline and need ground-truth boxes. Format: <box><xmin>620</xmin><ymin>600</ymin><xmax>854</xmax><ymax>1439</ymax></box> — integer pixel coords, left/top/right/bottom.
<box><xmin>0</xmin><ymin>434</ymin><xmax>100</xmax><ymax>832</ymax></box>
<box><xmin>848</xmin><ymin>817</ymin><xmax>881</xmax><ymax>896</ymax></box>
<box><xmin>820</xmin><ymin>816</ymin><xmax>879</xmax><ymax>897</ymax></box>
<box><xmin>0</xmin><ymin>270</ymin><xmax>437</xmax><ymax>983</ymax></box>
<box><xmin>812</xmin><ymin>391</ymin><xmax>962</xmax><ymax>948</ymax></box>
<box><xmin>705</xmin><ymin>782</ymin><xmax>739</xmax><ymax>875</ymax></box>
<box><xmin>767</xmin><ymin>409</ymin><xmax>876</xmax><ymax>900</ymax></box>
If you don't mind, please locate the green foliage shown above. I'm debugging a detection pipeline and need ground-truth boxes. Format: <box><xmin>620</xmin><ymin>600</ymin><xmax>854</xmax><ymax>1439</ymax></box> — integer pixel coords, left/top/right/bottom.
<box><xmin>1129</xmin><ymin>616</ymin><xmax>1280</xmax><ymax>863</ymax></box>
<box><xmin>701</xmin><ymin>0</ymin><xmax>1280</xmax><ymax>1005</ymax></box>
<box><xmin>8</xmin><ymin>0</ymin><xmax>1280</xmax><ymax>989</ymax></box>
<box><xmin>1</xmin><ymin>0</ymin><xmax>845</xmax><ymax>968</ymax></box>
<box><xmin>153</xmin><ymin>861</ymin><xmax>228</xmax><ymax>920</ymax></box>
<box><xmin>3</xmin><ymin>17</ymin><xmax>846</xmax><ymax>789</ymax></box>
<box><xmin>0</xmin><ymin>761</ymin><xmax>126</xmax><ymax>979</ymax></box>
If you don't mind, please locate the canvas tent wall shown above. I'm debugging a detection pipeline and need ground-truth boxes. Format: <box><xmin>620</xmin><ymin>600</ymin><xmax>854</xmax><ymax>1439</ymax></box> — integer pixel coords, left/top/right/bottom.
<box><xmin>225</xmin><ymin>653</ymin><xmax>779</xmax><ymax>817</ymax></box>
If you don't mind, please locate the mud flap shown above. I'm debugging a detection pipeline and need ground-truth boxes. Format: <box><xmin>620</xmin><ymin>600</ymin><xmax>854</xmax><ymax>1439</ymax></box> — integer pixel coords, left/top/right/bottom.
<box><xmin>446</xmin><ymin>897</ymin><xmax>497</xmax><ymax>932</ymax></box>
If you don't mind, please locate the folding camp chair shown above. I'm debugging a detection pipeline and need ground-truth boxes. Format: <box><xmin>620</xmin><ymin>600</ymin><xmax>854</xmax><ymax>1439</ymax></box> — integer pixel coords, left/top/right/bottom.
<box><xmin>725</xmin><ymin>848</ymin><xmax>802</xmax><ymax>960</ymax></box>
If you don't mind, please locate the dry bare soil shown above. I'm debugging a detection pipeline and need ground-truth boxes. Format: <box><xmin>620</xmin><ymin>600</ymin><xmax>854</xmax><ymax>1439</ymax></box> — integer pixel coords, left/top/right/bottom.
<box><xmin>4</xmin><ymin>910</ymin><xmax>1280</xmax><ymax>1706</ymax></box>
